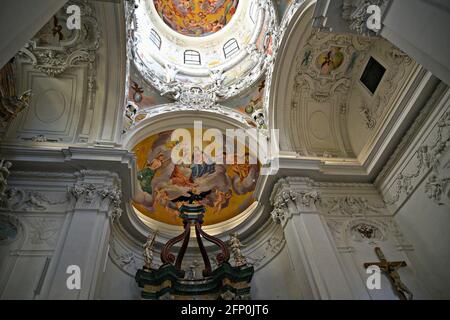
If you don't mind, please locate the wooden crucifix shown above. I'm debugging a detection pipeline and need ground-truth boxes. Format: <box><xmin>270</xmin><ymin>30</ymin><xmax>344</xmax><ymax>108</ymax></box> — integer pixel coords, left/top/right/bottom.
<box><xmin>364</xmin><ymin>247</ymin><xmax>413</xmax><ymax>300</ymax></box>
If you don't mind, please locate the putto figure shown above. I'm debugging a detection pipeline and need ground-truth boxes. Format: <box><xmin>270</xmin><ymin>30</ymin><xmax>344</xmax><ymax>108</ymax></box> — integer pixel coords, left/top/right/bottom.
<box><xmin>229</xmin><ymin>233</ymin><xmax>247</xmax><ymax>267</ymax></box>
<box><xmin>143</xmin><ymin>231</ymin><xmax>158</xmax><ymax>270</ymax></box>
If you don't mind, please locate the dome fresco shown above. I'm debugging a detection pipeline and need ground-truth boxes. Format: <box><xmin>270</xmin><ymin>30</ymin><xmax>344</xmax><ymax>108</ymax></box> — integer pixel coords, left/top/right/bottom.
<box><xmin>131</xmin><ymin>0</ymin><xmax>278</xmax><ymax>100</ymax></box>
<box><xmin>132</xmin><ymin>129</ymin><xmax>259</xmax><ymax>226</ymax></box>
<box><xmin>153</xmin><ymin>0</ymin><xmax>239</xmax><ymax>37</ymax></box>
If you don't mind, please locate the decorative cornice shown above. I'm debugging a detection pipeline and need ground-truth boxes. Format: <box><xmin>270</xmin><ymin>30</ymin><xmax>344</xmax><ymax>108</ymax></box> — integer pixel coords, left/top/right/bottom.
<box><xmin>270</xmin><ymin>177</ymin><xmax>389</xmax><ymax>221</ymax></box>
<box><xmin>123</xmin><ymin>102</ymin><xmax>254</xmax><ymax>134</ymax></box>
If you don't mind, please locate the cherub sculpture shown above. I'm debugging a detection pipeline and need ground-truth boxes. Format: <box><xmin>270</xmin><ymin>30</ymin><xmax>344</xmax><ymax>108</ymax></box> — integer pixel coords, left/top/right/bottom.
<box><xmin>229</xmin><ymin>233</ymin><xmax>247</xmax><ymax>267</ymax></box>
<box><xmin>143</xmin><ymin>231</ymin><xmax>158</xmax><ymax>270</ymax></box>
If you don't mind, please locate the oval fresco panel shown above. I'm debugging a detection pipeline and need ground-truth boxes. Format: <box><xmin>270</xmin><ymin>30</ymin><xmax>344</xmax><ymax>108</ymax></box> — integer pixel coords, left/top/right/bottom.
<box><xmin>132</xmin><ymin>129</ymin><xmax>259</xmax><ymax>226</ymax></box>
<box><xmin>153</xmin><ymin>0</ymin><xmax>239</xmax><ymax>37</ymax></box>
<box><xmin>316</xmin><ymin>46</ymin><xmax>345</xmax><ymax>76</ymax></box>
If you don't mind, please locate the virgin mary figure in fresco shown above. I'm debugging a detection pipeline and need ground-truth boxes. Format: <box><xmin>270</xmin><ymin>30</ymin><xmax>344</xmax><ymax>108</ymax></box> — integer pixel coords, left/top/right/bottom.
<box><xmin>133</xmin><ymin>130</ymin><xmax>259</xmax><ymax>218</ymax></box>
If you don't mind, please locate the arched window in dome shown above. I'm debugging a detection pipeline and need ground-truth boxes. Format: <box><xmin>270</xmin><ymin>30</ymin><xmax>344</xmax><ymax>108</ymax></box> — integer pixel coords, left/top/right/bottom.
<box><xmin>249</xmin><ymin>2</ymin><xmax>258</xmax><ymax>23</ymax></box>
<box><xmin>223</xmin><ymin>39</ymin><xmax>240</xmax><ymax>59</ymax></box>
<box><xmin>184</xmin><ymin>50</ymin><xmax>201</xmax><ymax>65</ymax></box>
<box><xmin>149</xmin><ymin>29</ymin><xmax>161</xmax><ymax>50</ymax></box>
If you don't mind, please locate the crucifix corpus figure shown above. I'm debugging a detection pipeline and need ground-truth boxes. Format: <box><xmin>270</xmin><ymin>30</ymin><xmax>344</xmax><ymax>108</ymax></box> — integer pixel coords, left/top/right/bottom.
<box><xmin>364</xmin><ymin>247</ymin><xmax>413</xmax><ymax>300</ymax></box>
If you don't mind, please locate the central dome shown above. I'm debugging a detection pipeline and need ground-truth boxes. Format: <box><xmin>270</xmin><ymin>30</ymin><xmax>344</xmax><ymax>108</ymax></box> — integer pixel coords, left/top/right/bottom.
<box><xmin>130</xmin><ymin>0</ymin><xmax>278</xmax><ymax>100</ymax></box>
<box><xmin>153</xmin><ymin>0</ymin><xmax>239</xmax><ymax>37</ymax></box>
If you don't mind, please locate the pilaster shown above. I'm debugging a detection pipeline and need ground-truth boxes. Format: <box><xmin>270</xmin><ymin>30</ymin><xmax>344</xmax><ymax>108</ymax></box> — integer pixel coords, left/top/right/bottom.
<box><xmin>43</xmin><ymin>170</ymin><xmax>122</xmax><ymax>299</ymax></box>
<box><xmin>270</xmin><ymin>177</ymin><xmax>354</xmax><ymax>299</ymax></box>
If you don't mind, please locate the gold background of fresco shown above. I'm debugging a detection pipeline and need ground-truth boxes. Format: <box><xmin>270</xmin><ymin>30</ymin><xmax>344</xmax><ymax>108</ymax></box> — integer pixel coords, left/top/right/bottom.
<box><xmin>153</xmin><ymin>0</ymin><xmax>239</xmax><ymax>37</ymax></box>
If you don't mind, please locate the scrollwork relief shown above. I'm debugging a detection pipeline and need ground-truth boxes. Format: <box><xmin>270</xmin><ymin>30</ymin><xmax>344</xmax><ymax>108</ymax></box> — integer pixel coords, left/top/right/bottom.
<box><xmin>385</xmin><ymin>110</ymin><xmax>450</xmax><ymax>205</ymax></box>
<box><xmin>424</xmin><ymin>173</ymin><xmax>449</xmax><ymax>205</ymax></box>
<box><xmin>292</xmin><ymin>30</ymin><xmax>373</xmax><ymax>104</ymax></box>
<box><xmin>357</xmin><ymin>43</ymin><xmax>413</xmax><ymax>130</ymax></box>
<box><xmin>325</xmin><ymin>217</ymin><xmax>410</xmax><ymax>253</ymax></box>
<box><xmin>27</xmin><ymin>217</ymin><xmax>61</xmax><ymax>246</ymax></box>
<box><xmin>2</xmin><ymin>187</ymin><xmax>69</xmax><ymax>212</ymax></box>
<box><xmin>18</xmin><ymin>0</ymin><xmax>100</xmax><ymax>77</ymax></box>
<box><xmin>320</xmin><ymin>195</ymin><xmax>386</xmax><ymax>216</ymax></box>
<box><xmin>350</xmin><ymin>223</ymin><xmax>384</xmax><ymax>242</ymax></box>
<box><xmin>244</xmin><ymin>223</ymin><xmax>286</xmax><ymax>271</ymax></box>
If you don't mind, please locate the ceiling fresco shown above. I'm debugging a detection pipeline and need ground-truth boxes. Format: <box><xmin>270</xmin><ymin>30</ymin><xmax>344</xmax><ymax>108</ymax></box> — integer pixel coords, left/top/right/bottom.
<box><xmin>153</xmin><ymin>0</ymin><xmax>239</xmax><ymax>37</ymax></box>
<box><xmin>132</xmin><ymin>129</ymin><xmax>259</xmax><ymax>226</ymax></box>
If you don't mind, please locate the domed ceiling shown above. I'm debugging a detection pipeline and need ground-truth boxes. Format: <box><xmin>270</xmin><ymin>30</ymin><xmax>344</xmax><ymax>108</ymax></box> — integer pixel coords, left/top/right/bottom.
<box><xmin>132</xmin><ymin>130</ymin><xmax>259</xmax><ymax>226</ymax></box>
<box><xmin>153</xmin><ymin>0</ymin><xmax>239</xmax><ymax>37</ymax></box>
<box><xmin>129</xmin><ymin>0</ymin><xmax>278</xmax><ymax>101</ymax></box>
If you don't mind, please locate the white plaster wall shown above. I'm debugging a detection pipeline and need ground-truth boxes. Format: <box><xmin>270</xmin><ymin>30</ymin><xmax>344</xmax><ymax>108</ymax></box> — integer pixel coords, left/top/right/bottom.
<box><xmin>251</xmin><ymin>245</ymin><xmax>303</xmax><ymax>300</ymax></box>
<box><xmin>95</xmin><ymin>256</ymin><xmax>140</xmax><ymax>300</ymax></box>
<box><xmin>395</xmin><ymin>177</ymin><xmax>450</xmax><ymax>299</ymax></box>
<box><xmin>335</xmin><ymin>229</ymin><xmax>432</xmax><ymax>300</ymax></box>
<box><xmin>376</xmin><ymin>83</ymin><xmax>450</xmax><ymax>299</ymax></box>
<box><xmin>381</xmin><ymin>0</ymin><xmax>450</xmax><ymax>86</ymax></box>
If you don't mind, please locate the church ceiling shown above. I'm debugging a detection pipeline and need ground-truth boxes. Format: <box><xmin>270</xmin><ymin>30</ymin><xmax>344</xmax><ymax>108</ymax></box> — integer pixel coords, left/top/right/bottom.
<box><xmin>130</xmin><ymin>0</ymin><xmax>277</xmax><ymax>103</ymax></box>
<box><xmin>1</xmin><ymin>0</ymin><xmax>424</xmax><ymax>236</ymax></box>
<box><xmin>277</xmin><ymin>22</ymin><xmax>417</xmax><ymax>160</ymax></box>
<box><xmin>289</xmin><ymin>29</ymin><xmax>374</xmax><ymax>158</ymax></box>
<box><xmin>153</xmin><ymin>0</ymin><xmax>239</xmax><ymax>37</ymax></box>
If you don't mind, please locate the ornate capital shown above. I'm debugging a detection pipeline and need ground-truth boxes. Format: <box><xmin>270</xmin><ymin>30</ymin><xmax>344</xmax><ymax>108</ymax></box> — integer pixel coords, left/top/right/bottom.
<box><xmin>270</xmin><ymin>177</ymin><xmax>321</xmax><ymax>223</ymax></box>
<box><xmin>69</xmin><ymin>171</ymin><xmax>123</xmax><ymax>222</ymax></box>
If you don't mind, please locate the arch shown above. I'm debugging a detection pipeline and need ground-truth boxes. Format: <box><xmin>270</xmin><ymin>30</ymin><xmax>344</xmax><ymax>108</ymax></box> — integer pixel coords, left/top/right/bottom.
<box><xmin>223</xmin><ymin>38</ymin><xmax>240</xmax><ymax>59</ymax></box>
<box><xmin>121</xmin><ymin>104</ymin><xmax>271</xmax><ymax>242</ymax></box>
<box><xmin>184</xmin><ymin>50</ymin><xmax>201</xmax><ymax>65</ymax></box>
<box><xmin>249</xmin><ymin>2</ymin><xmax>258</xmax><ymax>23</ymax></box>
<box><xmin>149</xmin><ymin>28</ymin><xmax>161</xmax><ymax>49</ymax></box>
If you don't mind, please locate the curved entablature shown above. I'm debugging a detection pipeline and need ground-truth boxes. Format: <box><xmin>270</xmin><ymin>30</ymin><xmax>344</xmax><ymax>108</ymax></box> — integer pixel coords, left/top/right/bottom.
<box><xmin>127</xmin><ymin>0</ymin><xmax>279</xmax><ymax>101</ymax></box>
<box><xmin>122</xmin><ymin>102</ymin><xmax>254</xmax><ymax>136</ymax></box>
